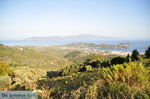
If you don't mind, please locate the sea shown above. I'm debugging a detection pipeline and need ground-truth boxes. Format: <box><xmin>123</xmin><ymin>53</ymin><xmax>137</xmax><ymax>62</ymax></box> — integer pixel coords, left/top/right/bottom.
<box><xmin>0</xmin><ymin>39</ymin><xmax>150</xmax><ymax>53</ymax></box>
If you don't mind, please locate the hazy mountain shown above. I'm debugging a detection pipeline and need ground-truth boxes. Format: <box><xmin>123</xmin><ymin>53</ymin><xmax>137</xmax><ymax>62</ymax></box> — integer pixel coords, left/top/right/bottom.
<box><xmin>26</xmin><ymin>34</ymin><xmax>120</xmax><ymax>41</ymax></box>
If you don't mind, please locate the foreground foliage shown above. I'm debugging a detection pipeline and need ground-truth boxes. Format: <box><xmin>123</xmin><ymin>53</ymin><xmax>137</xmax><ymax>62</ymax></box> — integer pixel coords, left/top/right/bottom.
<box><xmin>0</xmin><ymin>61</ymin><xmax>14</xmax><ymax>76</ymax></box>
<box><xmin>38</xmin><ymin>62</ymin><xmax>150</xmax><ymax>98</ymax></box>
<box><xmin>0</xmin><ymin>61</ymin><xmax>14</xmax><ymax>88</ymax></box>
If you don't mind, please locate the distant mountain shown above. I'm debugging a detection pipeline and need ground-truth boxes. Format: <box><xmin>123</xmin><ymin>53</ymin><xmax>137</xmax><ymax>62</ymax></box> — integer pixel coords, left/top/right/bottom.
<box><xmin>26</xmin><ymin>36</ymin><xmax>62</xmax><ymax>40</ymax></box>
<box><xmin>26</xmin><ymin>34</ymin><xmax>121</xmax><ymax>41</ymax></box>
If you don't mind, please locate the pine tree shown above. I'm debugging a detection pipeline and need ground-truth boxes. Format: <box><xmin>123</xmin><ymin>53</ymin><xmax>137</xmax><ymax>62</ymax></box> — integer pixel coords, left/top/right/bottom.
<box><xmin>131</xmin><ymin>49</ymin><xmax>140</xmax><ymax>61</ymax></box>
<box><xmin>126</xmin><ymin>54</ymin><xmax>131</xmax><ymax>62</ymax></box>
<box><xmin>145</xmin><ymin>46</ymin><xmax>150</xmax><ymax>58</ymax></box>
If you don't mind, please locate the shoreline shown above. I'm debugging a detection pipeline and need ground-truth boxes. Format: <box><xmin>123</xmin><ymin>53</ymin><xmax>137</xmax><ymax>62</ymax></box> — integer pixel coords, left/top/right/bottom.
<box><xmin>1</xmin><ymin>44</ymin><xmax>145</xmax><ymax>56</ymax></box>
<box><xmin>58</xmin><ymin>46</ymin><xmax>133</xmax><ymax>56</ymax></box>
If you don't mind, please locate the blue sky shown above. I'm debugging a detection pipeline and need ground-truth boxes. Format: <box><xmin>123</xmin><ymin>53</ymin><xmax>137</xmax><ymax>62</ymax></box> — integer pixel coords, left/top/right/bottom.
<box><xmin>0</xmin><ymin>0</ymin><xmax>150</xmax><ymax>40</ymax></box>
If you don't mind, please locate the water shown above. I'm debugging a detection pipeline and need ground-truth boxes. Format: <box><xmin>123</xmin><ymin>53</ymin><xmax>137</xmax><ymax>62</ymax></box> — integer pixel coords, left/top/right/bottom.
<box><xmin>0</xmin><ymin>39</ymin><xmax>150</xmax><ymax>52</ymax></box>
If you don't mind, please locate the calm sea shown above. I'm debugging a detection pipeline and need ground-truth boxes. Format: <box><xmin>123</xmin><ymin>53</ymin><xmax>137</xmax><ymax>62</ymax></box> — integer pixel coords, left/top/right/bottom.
<box><xmin>0</xmin><ymin>39</ymin><xmax>150</xmax><ymax>52</ymax></box>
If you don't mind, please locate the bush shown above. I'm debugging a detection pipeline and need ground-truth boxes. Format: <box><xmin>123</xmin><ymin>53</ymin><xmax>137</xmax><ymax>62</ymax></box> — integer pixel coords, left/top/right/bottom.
<box><xmin>84</xmin><ymin>55</ymin><xmax>110</xmax><ymax>68</ymax></box>
<box><xmin>100</xmin><ymin>62</ymin><xmax>149</xmax><ymax>86</ymax></box>
<box><xmin>85</xmin><ymin>59</ymin><xmax>100</xmax><ymax>68</ymax></box>
<box><xmin>98</xmin><ymin>81</ymin><xmax>150</xmax><ymax>99</ymax></box>
<box><xmin>47</xmin><ymin>71</ymin><xmax>60</xmax><ymax>78</ymax></box>
<box><xmin>0</xmin><ymin>61</ymin><xmax>14</xmax><ymax>76</ymax></box>
<box><xmin>79</xmin><ymin>65</ymin><xmax>92</xmax><ymax>72</ymax></box>
<box><xmin>84</xmin><ymin>55</ymin><xmax>118</xmax><ymax>68</ymax></box>
<box><xmin>142</xmin><ymin>59</ymin><xmax>150</xmax><ymax>67</ymax></box>
<box><xmin>60</xmin><ymin>64</ymin><xmax>83</xmax><ymax>76</ymax></box>
<box><xmin>84</xmin><ymin>65</ymin><xmax>92</xmax><ymax>71</ymax></box>
<box><xmin>110</xmin><ymin>56</ymin><xmax>126</xmax><ymax>65</ymax></box>
<box><xmin>100</xmin><ymin>61</ymin><xmax>111</xmax><ymax>67</ymax></box>
<box><xmin>0</xmin><ymin>76</ymin><xmax>12</xmax><ymax>88</ymax></box>
<box><xmin>39</xmin><ymin>61</ymin><xmax>150</xmax><ymax>98</ymax></box>
<box><xmin>60</xmin><ymin>64</ymin><xmax>93</xmax><ymax>76</ymax></box>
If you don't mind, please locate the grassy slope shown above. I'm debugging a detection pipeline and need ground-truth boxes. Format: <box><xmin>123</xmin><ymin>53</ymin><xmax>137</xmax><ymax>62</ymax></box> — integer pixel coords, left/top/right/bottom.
<box><xmin>0</xmin><ymin>45</ymin><xmax>71</xmax><ymax>70</ymax></box>
<box><xmin>26</xmin><ymin>46</ymin><xmax>94</xmax><ymax>64</ymax></box>
<box><xmin>26</xmin><ymin>46</ymin><xmax>113</xmax><ymax>64</ymax></box>
<box><xmin>0</xmin><ymin>44</ymin><xmax>72</xmax><ymax>90</ymax></box>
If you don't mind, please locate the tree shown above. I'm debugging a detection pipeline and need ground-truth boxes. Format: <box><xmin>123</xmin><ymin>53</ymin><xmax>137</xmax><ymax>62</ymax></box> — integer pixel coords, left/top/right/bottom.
<box><xmin>110</xmin><ymin>56</ymin><xmax>126</xmax><ymax>65</ymax></box>
<box><xmin>131</xmin><ymin>49</ymin><xmax>140</xmax><ymax>61</ymax></box>
<box><xmin>101</xmin><ymin>61</ymin><xmax>111</xmax><ymax>67</ymax></box>
<box><xmin>84</xmin><ymin>55</ymin><xmax>104</xmax><ymax>68</ymax></box>
<box><xmin>145</xmin><ymin>46</ymin><xmax>150</xmax><ymax>58</ymax></box>
<box><xmin>126</xmin><ymin>54</ymin><xmax>131</xmax><ymax>62</ymax></box>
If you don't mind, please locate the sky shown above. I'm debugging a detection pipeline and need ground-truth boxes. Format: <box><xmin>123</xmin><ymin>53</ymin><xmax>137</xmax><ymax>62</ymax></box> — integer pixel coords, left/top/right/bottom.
<box><xmin>0</xmin><ymin>0</ymin><xmax>150</xmax><ymax>40</ymax></box>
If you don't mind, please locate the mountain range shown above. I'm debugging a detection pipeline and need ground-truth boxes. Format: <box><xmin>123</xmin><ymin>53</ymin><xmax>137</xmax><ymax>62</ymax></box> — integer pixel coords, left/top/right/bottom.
<box><xmin>26</xmin><ymin>34</ymin><xmax>121</xmax><ymax>41</ymax></box>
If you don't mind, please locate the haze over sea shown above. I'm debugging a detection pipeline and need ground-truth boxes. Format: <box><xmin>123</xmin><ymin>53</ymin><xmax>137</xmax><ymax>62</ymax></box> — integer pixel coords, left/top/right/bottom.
<box><xmin>0</xmin><ymin>39</ymin><xmax>150</xmax><ymax>53</ymax></box>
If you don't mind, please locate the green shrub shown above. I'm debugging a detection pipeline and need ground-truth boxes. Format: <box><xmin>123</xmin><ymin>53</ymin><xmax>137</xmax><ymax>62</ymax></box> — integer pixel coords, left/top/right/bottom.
<box><xmin>99</xmin><ymin>82</ymin><xmax>131</xmax><ymax>98</ymax></box>
<box><xmin>142</xmin><ymin>59</ymin><xmax>150</xmax><ymax>67</ymax></box>
<box><xmin>47</xmin><ymin>71</ymin><xmax>60</xmax><ymax>78</ymax></box>
<box><xmin>100</xmin><ymin>62</ymin><xmax>149</xmax><ymax>87</ymax></box>
<box><xmin>100</xmin><ymin>61</ymin><xmax>111</xmax><ymax>67</ymax></box>
<box><xmin>110</xmin><ymin>56</ymin><xmax>126</xmax><ymax>65</ymax></box>
<box><xmin>84</xmin><ymin>65</ymin><xmax>92</xmax><ymax>71</ymax></box>
<box><xmin>60</xmin><ymin>64</ymin><xmax>83</xmax><ymax>76</ymax></box>
<box><xmin>97</xmin><ymin>81</ymin><xmax>150</xmax><ymax>99</ymax></box>
<box><xmin>84</xmin><ymin>55</ymin><xmax>113</xmax><ymax>68</ymax></box>
<box><xmin>0</xmin><ymin>61</ymin><xmax>14</xmax><ymax>76</ymax></box>
<box><xmin>60</xmin><ymin>64</ymin><xmax>92</xmax><ymax>76</ymax></box>
<box><xmin>39</xmin><ymin>61</ymin><xmax>150</xmax><ymax>98</ymax></box>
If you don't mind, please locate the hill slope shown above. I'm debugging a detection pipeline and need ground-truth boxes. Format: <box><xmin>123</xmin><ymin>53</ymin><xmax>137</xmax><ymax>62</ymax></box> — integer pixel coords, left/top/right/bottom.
<box><xmin>0</xmin><ymin>44</ymin><xmax>71</xmax><ymax>70</ymax></box>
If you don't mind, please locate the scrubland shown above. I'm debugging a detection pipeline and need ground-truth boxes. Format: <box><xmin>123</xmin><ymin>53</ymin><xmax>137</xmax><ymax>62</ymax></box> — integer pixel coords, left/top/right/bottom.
<box><xmin>0</xmin><ymin>44</ymin><xmax>150</xmax><ymax>99</ymax></box>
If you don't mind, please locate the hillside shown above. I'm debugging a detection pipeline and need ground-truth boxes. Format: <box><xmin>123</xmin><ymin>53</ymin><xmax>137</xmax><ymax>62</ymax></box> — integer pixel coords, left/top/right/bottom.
<box><xmin>0</xmin><ymin>44</ymin><xmax>71</xmax><ymax>70</ymax></box>
<box><xmin>38</xmin><ymin>62</ymin><xmax>150</xmax><ymax>98</ymax></box>
<box><xmin>0</xmin><ymin>44</ymin><xmax>73</xmax><ymax>91</ymax></box>
<box><xmin>64</xmin><ymin>42</ymin><xmax>134</xmax><ymax>49</ymax></box>
<box><xmin>0</xmin><ymin>44</ymin><xmax>150</xmax><ymax>99</ymax></box>
<box><xmin>37</xmin><ymin>49</ymin><xmax>150</xmax><ymax>98</ymax></box>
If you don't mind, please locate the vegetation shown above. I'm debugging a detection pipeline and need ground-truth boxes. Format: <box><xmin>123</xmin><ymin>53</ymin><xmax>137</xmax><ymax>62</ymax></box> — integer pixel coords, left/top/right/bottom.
<box><xmin>37</xmin><ymin>61</ymin><xmax>150</xmax><ymax>98</ymax></box>
<box><xmin>84</xmin><ymin>54</ymin><xmax>114</xmax><ymax>68</ymax></box>
<box><xmin>126</xmin><ymin>54</ymin><xmax>131</xmax><ymax>62</ymax></box>
<box><xmin>0</xmin><ymin>61</ymin><xmax>14</xmax><ymax>88</ymax></box>
<box><xmin>0</xmin><ymin>76</ymin><xmax>12</xmax><ymax>88</ymax></box>
<box><xmin>0</xmin><ymin>44</ymin><xmax>150</xmax><ymax>99</ymax></box>
<box><xmin>64</xmin><ymin>51</ymin><xmax>87</xmax><ymax>64</ymax></box>
<box><xmin>0</xmin><ymin>44</ymin><xmax>71</xmax><ymax>70</ymax></box>
<box><xmin>110</xmin><ymin>56</ymin><xmax>126</xmax><ymax>65</ymax></box>
<box><xmin>145</xmin><ymin>46</ymin><xmax>150</xmax><ymax>58</ymax></box>
<box><xmin>64</xmin><ymin>51</ymin><xmax>82</xmax><ymax>58</ymax></box>
<box><xmin>65</xmin><ymin>42</ymin><xmax>134</xmax><ymax>49</ymax></box>
<box><xmin>131</xmin><ymin>49</ymin><xmax>140</xmax><ymax>61</ymax></box>
<box><xmin>0</xmin><ymin>61</ymin><xmax>14</xmax><ymax>76</ymax></box>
